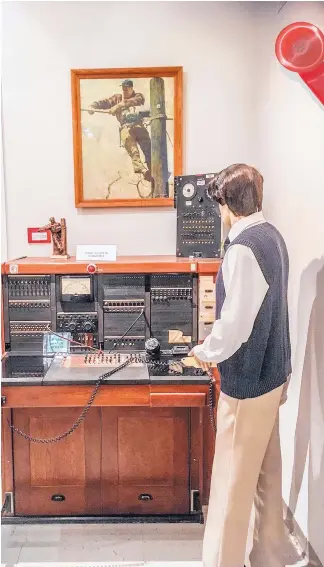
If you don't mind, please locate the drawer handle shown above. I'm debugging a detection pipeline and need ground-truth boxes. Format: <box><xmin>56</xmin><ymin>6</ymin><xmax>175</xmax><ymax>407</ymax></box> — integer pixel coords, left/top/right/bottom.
<box><xmin>51</xmin><ymin>494</ymin><xmax>65</xmax><ymax>502</ymax></box>
<box><xmin>138</xmin><ymin>493</ymin><xmax>153</xmax><ymax>501</ymax></box>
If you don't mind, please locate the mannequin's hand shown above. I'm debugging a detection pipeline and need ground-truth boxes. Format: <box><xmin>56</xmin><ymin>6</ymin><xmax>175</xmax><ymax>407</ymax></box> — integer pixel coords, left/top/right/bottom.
<box><xmin>188</xmin><ymin>349</ymin><xmax>212</xmax><ymax>372</ymax></box>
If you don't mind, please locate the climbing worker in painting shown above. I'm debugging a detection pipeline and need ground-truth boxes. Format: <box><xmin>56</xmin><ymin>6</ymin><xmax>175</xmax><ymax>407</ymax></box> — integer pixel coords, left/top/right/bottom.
<box><xmin>88</xmin><ymin>79</ymin><xmax>152</xmax><ymax>182</ymax></box>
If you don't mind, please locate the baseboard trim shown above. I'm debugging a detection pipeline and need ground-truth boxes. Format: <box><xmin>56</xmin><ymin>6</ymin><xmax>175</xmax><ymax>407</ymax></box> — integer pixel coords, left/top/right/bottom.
<box><xmin>283</xmin><ymin>502</ymin><xmax>323</xmax><ymax>567</ymax></box>
<box><xmin>1</xmin><ymin>512</ymin><xmax>204</xmax><ymax>525</ymax></box>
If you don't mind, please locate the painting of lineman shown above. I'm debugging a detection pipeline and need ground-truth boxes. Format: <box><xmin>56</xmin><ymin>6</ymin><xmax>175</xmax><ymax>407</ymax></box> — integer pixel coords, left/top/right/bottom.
<box><xmin>71</xmin><ymin>67</ymin><xmax>183</xmax><ymax>208</ymax></box>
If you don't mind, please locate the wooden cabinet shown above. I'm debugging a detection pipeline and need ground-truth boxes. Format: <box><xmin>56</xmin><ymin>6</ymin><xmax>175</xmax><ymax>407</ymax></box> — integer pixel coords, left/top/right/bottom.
<box><xmin>12</xmin><ymin>406</ymin><xmax>192</xmax><ymax>516</ymax></box>
<box><xmin>2</xmin><ymin>379</ymin><xmax>217</xmax><ymax>518</ymax></box>
<box><xmin>13</xmin><ymin>407</ymin><xmax>102</xmax><ymax>516</ymax></box>
<box><xmin>101</xmin><ymin>407</ymin><xmax>189</xmax><ymax>515</ymax></box>
<box><xmin>4</xmin><ymin>382</ymin><xmax>219</xmax><ymax>517</ymax></box>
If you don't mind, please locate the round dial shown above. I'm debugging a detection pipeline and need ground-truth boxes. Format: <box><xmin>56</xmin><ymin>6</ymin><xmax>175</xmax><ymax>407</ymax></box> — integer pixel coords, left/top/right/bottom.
<box><xmin>84</xmin><ymin>321</ymin><xmax>93</xmax><ymax>332</ymax></box>
<box><xmin>182</xmin><ymin>182</ymin><xmax>195</xmax><ymax>200</ymax></box>
<box><xmin>68</xmin><ymin>322</ymin><xmax>77</xmax><ymax>332</ymax></box>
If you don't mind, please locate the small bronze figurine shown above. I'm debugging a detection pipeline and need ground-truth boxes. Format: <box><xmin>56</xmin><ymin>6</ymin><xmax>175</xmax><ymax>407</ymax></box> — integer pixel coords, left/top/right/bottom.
<box><xmin>39</xmin><ymin>217</ymin><xmax>69</xmax><ymax>258</ymax></box>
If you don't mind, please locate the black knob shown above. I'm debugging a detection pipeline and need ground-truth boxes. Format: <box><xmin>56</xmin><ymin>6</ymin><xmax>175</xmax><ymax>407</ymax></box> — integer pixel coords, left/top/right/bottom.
<box><xmin>198</xmin><ymin>196</ymin><xmax>203</xmax><ymax>203</ymax></box>
<box><xmin>68</xmin><ymin>322</ymin><xmax>77</xmax><ymax>332</ymax></box>
<box><xmin>84</xmin><ymin>322</ymin><xmax>93</xmax><ymax>332</ymax></box>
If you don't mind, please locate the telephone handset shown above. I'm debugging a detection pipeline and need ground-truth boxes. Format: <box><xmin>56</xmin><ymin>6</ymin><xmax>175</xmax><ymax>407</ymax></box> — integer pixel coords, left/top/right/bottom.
<box><xmin>145</xmin><ymin>337</ymin><xmax>216</xmax><ymax>368</ymax></box>
<box><xmin>145</xmin><ymin>337</ymin><xmax>160</xmax><ymax>358</ymax></box>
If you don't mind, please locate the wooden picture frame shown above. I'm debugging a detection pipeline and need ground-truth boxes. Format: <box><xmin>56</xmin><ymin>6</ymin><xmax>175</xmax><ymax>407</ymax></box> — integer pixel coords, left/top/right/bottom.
<box><xmin>71</xmin><ymin>67</ymin><xmax>183</xmax><ymax>208</ymax></box>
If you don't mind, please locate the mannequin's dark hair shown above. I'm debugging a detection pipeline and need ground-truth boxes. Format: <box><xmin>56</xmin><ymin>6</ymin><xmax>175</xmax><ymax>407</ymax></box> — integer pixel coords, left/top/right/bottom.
<box><xmin>208</xmin><ymin>164</ymin><xmax>263</xmax><ymax>216</ymax></box>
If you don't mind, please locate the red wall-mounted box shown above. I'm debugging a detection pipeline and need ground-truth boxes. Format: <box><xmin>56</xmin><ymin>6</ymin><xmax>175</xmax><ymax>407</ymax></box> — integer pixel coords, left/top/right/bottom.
<box><xmin>27</xmin><ymin>228</ymin><xmax>51</xmax><ymax>244</ymax></box>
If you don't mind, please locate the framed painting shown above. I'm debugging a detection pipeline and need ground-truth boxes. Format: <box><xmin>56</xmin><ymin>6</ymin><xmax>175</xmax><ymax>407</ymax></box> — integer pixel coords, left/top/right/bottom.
<box><xmin>71</xmin><ymin>66</ymin><xmax>183</xmax><ymax>208</ymax></box>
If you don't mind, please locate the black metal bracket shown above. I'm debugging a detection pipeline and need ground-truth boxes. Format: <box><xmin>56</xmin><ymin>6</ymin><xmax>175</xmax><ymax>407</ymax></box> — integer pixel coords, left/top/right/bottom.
<box><xmin>1</xmin><ymin>492</ymin><xmax>13</xmax><ymax>515</ymax></box>
<box><xmin>190</xmin><ymin>489</ymin><xmax>201</xmax><ymax>513</ymax></box>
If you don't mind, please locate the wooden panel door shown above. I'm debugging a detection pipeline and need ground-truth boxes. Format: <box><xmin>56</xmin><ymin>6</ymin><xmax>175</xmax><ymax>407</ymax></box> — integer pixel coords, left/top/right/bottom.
<box><xmin>101</xmin><ymin>407</ymin><xmax>189</xmax><ymax>515</ymax></box>
<box><xmin>13</xmin><ymin>407</ymin><xmax>101</xmax><ymax>516</ymax></box>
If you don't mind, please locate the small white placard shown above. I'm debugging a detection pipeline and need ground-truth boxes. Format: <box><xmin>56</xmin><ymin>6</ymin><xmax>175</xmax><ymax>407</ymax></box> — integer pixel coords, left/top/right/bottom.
<box><xmin>76</xmin><ymin>245</ymin><xmax>117</xmax><ymax>262</ymax></box>
<box><xmin>32</xmin><ymin>232</ymin><xmax>48</xmax><ymax>242</ymax></box>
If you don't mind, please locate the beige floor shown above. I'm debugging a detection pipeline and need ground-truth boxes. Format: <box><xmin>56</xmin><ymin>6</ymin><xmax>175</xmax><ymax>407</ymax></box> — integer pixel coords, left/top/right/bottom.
<box><xmin>1</xmin><ymin>522</ymin><xmax>308</xmax><ymax>566</ymax></box>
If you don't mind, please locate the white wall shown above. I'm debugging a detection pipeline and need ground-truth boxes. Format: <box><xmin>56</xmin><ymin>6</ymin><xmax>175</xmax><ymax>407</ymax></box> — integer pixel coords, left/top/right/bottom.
<box><xmin>1</xmin><ymin>0</ymin><xmax>8</xmax><ymax>262</ymax></box>
<box><xmin>2</xmin><ymin>1</ymin><xmax>256</xmax><ymax>259</ymax></box>
<box><xmin>0</xmin><ymin>131</ymin><xmax>8</xmax><ymax>262</ymax></box>
<box><xmin>1</xmin><ymin>107</ymin><xmax>8</xmax><ymax>263</ymax></box>
<box><xmin>254</xmin><ymin>2</ymin><xmax>324</xmax><ymax>562</ymax></box>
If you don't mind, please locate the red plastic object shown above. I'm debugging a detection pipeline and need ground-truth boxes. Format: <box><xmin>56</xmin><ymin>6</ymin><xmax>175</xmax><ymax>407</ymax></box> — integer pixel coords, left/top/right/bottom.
<box><xmin>275</xmin><ymin>22</ymin><xmax>324</xmax><ymax>106</ymax></box>
<box><xmin>27</xmin><ymin>227</ymin><xmax>51</xmax><ymax>244</ymax></box>
<box><xmin>86</xmin><ymin>264</ymin><xmax>97</xmax><ymax>274</ymax></box>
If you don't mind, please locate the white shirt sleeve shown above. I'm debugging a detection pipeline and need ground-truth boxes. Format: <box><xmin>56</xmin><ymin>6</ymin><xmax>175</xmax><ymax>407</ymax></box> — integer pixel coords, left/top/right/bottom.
<box><xmin>193</xmin><ymin>244</ymin><xmax>269</xmax><ymax>364</ymax></box>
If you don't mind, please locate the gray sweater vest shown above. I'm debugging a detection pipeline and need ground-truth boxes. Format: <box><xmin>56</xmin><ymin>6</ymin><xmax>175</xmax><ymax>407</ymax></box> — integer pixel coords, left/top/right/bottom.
<box><xmin>216</xmin><ymin>222</ymin><xmax>291</xmax><ymax>399</ymax></box>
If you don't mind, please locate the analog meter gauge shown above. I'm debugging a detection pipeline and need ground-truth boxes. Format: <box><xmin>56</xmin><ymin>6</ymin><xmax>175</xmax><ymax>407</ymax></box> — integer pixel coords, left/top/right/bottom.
<box><xmin>60</xmin><ymin>276</ymin><xmax>93</xmax><ymax>302</ymax></box>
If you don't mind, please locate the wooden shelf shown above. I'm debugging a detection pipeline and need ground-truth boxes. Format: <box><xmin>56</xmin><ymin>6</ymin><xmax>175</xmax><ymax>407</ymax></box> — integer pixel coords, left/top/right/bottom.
<box><xmin>3</xmin><ymin>255</ymin><xmax>221</xmax><ymax>275</ymax></box>
<box><xmin>197</xmin><ymin>259</ymin><xmax>222</xmax><ymax>274</ymax></box>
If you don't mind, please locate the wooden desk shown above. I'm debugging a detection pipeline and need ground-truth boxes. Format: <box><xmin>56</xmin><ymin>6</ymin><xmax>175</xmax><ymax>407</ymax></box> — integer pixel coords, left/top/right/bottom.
<box><xmin>1</xmin><ymin>255</ymin><xmax>220</xmax><ymax>520</ymax></box>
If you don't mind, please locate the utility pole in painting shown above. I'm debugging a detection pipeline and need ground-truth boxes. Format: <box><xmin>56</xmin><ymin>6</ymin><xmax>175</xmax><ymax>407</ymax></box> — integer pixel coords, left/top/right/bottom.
<box><xmin>150</xmin><ymin>78</ymin><xmax>169</xmax><ymax>197</ymax></box>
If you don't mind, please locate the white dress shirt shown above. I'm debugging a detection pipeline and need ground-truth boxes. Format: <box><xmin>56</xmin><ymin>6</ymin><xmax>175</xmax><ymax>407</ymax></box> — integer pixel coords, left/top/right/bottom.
<box><xmin>193</xmin><ymin>211</ymin><xmax>269</xmax><ymax>364</ymax></box>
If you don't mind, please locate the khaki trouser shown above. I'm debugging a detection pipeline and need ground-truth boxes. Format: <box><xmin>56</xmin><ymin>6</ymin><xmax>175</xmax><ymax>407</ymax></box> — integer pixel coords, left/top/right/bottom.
<box><xmin>203</xmin><ymin>383</ymin><xmax>286</xmax><ymax>567</ymax></box>
<box><xmin>120</xmin><ymin>124</ymin><xmax>151</xmax><ymax>174</ymax></box>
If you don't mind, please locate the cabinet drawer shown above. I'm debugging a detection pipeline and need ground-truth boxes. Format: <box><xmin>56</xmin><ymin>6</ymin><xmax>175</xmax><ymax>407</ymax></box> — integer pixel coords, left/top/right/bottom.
<box><xmin>15</xmin><ymin>486</ymin><xmax>100</xmax><ymax>516</ymax></box>
<box><xmin>110</xmin><ymin>486</ymin><xmax>189</xmax><ymax>515</ymax></box>
<box><xmin>199</xmin><ymin>300</ymin><xmax>216</xmax><ymax>317</ymax></box>
<box><xmin>150</xmin><ymin>392</ymin><xmax>206</xmax><ymax>407</ymax></box>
